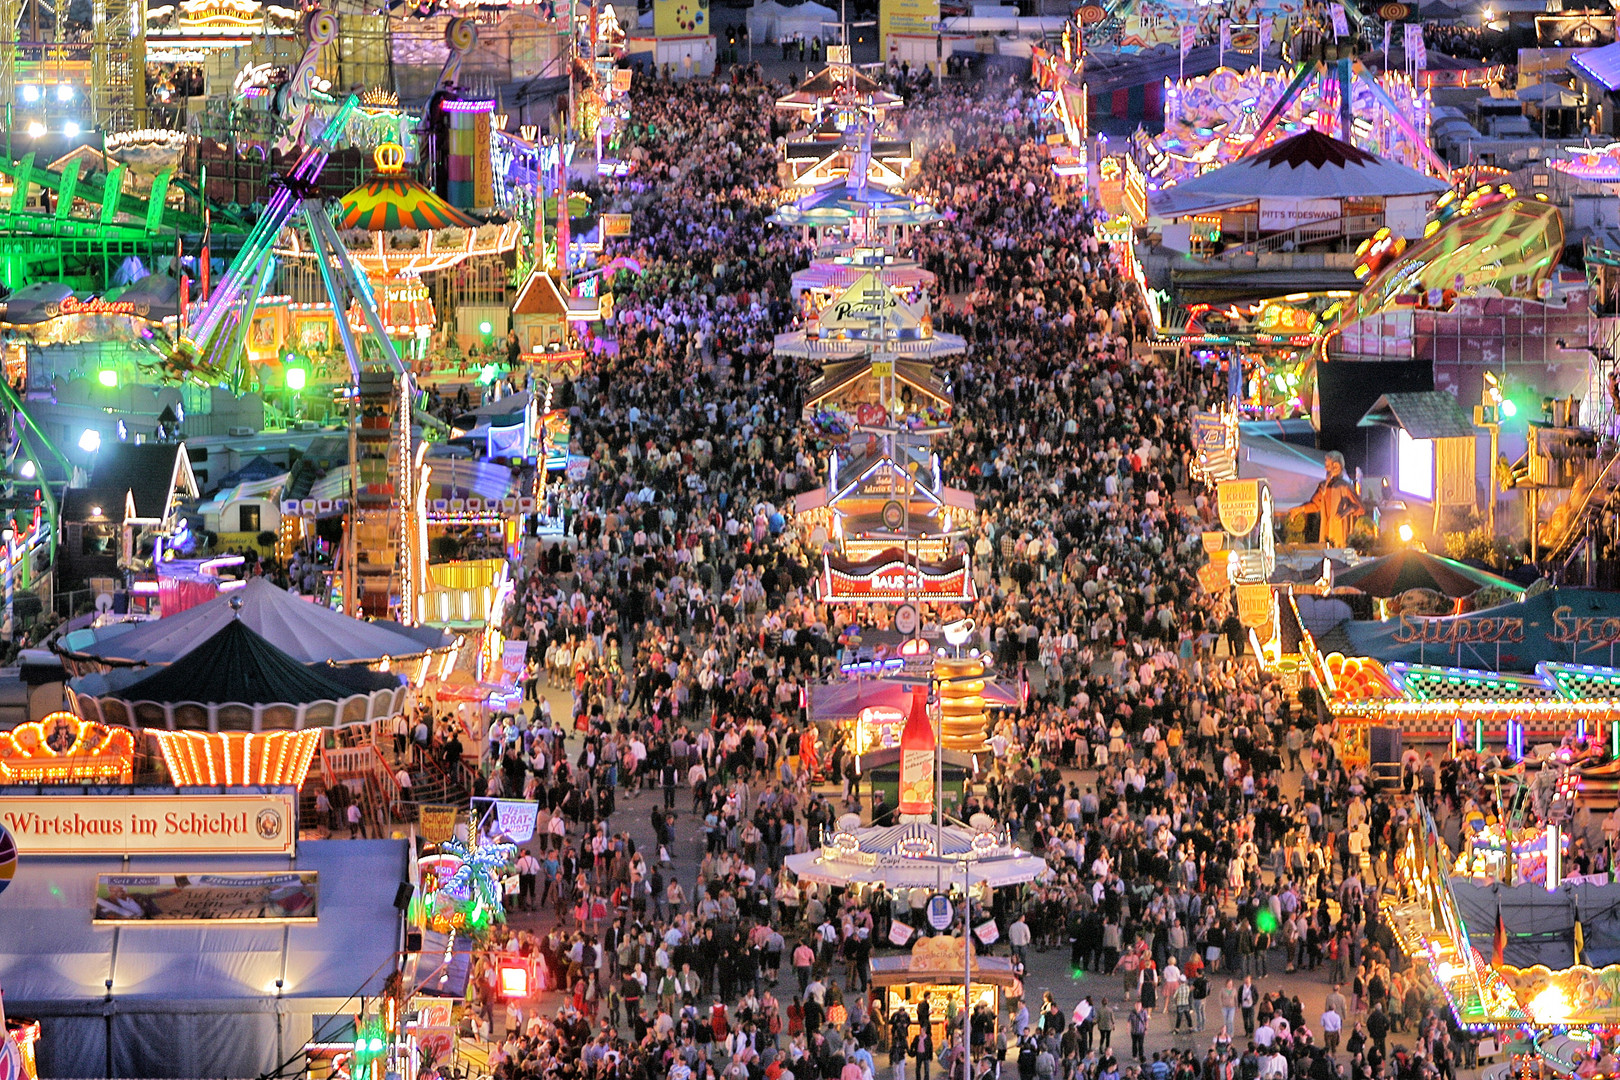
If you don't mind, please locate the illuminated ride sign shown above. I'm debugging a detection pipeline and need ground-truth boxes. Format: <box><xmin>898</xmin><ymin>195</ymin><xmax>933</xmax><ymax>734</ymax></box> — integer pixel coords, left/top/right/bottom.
<box><xmin>820</xmin><ymin>547</ymin><xmax>974</xmax><ymax>604</ymax></box>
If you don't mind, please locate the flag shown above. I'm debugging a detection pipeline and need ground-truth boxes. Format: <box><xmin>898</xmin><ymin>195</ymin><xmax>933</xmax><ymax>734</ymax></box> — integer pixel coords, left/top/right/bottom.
<box><xmin>1404</xmin><ymin>22</ymin><xmax>1427</xmax><ymax>69</ymax></box>
<box><xmin>1575</xmin><ymin>919</ymin><xmax>1586</xmax><ymax>966</ymax></box>
<box><xmin>1258</xmin><ymin>16</ymin><xmax>1271</xmax><ymax>53</ymax></box>
<box><xmin>1180</xmin><ymin>22</ymin><xmax>1196</xmax><ymax>56</ymax></box>
<box><xmin>1219</xmin><ymin>20</ymin><xmax>1231</xmax><ymax>51</ymax></box>
<box><xmin>1329</xmin><ymin>3</ymin><xmax>1349</xmax><ymax>37</ymax></box>
<box><xmin>1491</xmin><ymin>909</ymin><xmax>1506</xmax><ymax>967</ymax></box>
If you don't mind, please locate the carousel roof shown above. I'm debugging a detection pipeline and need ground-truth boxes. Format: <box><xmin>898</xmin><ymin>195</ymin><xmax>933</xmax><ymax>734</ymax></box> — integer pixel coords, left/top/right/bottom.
<box><xmin>75</xmin><ymin>617</ymin><xmax>401</xmax><ymax>707</ymax></box>
<box><xmin>1149</xmin><ymin>129</ymin><xmax>1449</xmax><ymax>218</ymax></box>
<box><xmin>785</xmin><ymin>821</ymin><xmax>1048</xmax><ymax>889</ymax></box>
<box><xmin>337</xmin><ymin>171</ymin><xmax>484</xmax><ymax>232</ymax></box>
<box><xmin>57</xmin><ymin>577</ymin><xmax>454</xmax><ymax>667</ymax></box>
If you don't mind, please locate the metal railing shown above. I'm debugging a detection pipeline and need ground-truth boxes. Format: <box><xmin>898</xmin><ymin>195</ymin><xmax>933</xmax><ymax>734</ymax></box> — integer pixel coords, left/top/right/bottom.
<box><xmin>1226</xmin><ymin>212</ymin><xmax>1384</xmax><ymax>257</ymax></box>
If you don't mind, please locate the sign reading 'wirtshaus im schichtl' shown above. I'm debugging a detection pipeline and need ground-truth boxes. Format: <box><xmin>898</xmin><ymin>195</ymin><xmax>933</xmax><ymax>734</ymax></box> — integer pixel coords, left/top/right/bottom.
<box><xmin>0</xmin><ymin>793</ymin><xmax>296</xmax><ymax>856</ymax></box>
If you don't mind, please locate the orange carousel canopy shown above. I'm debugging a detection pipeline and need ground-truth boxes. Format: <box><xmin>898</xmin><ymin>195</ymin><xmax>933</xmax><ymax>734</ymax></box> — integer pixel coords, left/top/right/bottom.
<box><xmin>337</xmin><ymin>143</ymin><xmax>484</xmax><ymax>232</ymax></box>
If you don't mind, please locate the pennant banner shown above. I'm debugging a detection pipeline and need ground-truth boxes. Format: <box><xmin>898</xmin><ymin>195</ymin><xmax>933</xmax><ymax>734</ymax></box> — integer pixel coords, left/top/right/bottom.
<box><xmin>494</xmin><ymin>799</ymin><xmax>539</xmax><ymax>842</ymax></box>
<box><xmin>1219</xmin><ymin>20</ymin><xmax>1231</xmax><ymax>51</ymax></box>
<box><xmin>1258</xmin><ymin>16</ymin><xmax>1271</xmax><ymax>53</ymax></box>
<box><xmin>1329</xmin><ymin>3</ymin><xmax>1349</xmax><ymax>36</ymax></box>
<box><xmin>1180</xmin><ymin>22</ymin><xmax>1196</xmax><ymax>56</ymax></box>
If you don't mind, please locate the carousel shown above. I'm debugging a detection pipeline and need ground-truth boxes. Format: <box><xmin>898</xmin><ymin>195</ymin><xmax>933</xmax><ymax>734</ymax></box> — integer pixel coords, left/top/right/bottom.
<box><xmin>64</xmin><ymin>607</ymin><xmax>412</xmax><ymax>786</ymax></box>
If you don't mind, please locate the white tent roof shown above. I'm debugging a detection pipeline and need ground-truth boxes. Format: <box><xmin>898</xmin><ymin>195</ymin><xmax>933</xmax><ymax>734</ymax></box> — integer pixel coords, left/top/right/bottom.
<box><xmin>748</xmin><ymin>0</ymin><xmax>838</xmax><ymax>41</ymax></box>
<box><xmin>1150</xmin><ymin>129</ymin><xmax>1449</xmax><ymax>219</ymax></box>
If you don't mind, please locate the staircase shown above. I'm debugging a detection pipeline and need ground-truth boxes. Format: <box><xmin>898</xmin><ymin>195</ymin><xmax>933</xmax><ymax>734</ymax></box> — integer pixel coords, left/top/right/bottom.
<box><xmin>320</xmin><ymin>743</ymin><xmax>405</xmax><ymax>834</ymax></box>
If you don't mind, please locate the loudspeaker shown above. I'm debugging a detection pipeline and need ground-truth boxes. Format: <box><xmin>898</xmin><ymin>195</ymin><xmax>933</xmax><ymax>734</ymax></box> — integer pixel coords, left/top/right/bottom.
<box><xmin>394</xmin><ymin>882</ymin><xmax>415</xmax><ymax>911</ymax></box>
<box><xmin>1368</xmin><ymin>725</ymin><xmax>1403</xmax><ymax>766</ymax></box>
<box><xmin>406</xmin><ymin>930</ymin><xmax>424</xmax><ymax>953</ymax></box>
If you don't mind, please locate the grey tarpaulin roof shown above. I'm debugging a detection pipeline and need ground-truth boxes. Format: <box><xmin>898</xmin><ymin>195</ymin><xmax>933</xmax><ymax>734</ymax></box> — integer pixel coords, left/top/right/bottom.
<box><xmin>55</xmin><ymin>577</ymin><xmax>452</xmax><ymax>667</ymax></box>
<box><xmin>0</xmin><ymin>836</ymin><xmax>408</xmax><ymax>1078</ymax></box>
<box><xmin>1451</xmin><ymin>878</ymin><xmax>1620</xmax><ymax>970</ymax></box>
<box><xmin>1358</xmin><ymin>391</ymin><xmax>1481</xmax><ymax>440</ymax></box>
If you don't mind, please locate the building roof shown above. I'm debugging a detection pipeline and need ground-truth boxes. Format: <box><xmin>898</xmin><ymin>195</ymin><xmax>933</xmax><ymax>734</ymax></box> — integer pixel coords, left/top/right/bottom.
<box><xmin>511</xmin><ymin>270</ymin><xmax>570</xmax><ymax>316</ymax></box>
<box><xmin>1572</xmin><ymin>39</ymin><xmax>1620</xmax><ymax>91</ymax></box>
<box><xmin>1150</xmin><ymin>129</ymin><xmax>1450</xmax><ymax>219</ymax></box>
<box><xmin>89</xmin><ymin>442</ymin><xmax>197</xmax><ymax>522</ymax></box>
<box><xmin>1357</xmin><ymin>390</ymin><xmax>1481</xmax><ymax>439</ymax></box>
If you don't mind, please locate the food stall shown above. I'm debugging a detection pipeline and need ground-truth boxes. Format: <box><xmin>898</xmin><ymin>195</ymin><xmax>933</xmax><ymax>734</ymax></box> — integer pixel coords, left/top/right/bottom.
<box><xmin>871</xmin><ymin>944</ymin><xmax>1017</xmax><ymax>1047</ymax></box>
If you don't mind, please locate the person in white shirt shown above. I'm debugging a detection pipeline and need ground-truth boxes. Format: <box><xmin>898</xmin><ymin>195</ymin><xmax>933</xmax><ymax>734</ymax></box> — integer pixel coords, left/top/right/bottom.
<box><xmin>1008</xmin><ymin>915</ymin><xmax>1031</xmax><ymax>964</ymax></box>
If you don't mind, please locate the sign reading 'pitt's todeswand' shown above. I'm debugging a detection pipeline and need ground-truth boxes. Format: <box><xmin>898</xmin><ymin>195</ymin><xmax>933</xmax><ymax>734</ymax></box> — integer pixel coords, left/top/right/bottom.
<box><xmin>0</xmin><ymin>793</ymin><xmax>297</xmax><ymax>856</ymax></box>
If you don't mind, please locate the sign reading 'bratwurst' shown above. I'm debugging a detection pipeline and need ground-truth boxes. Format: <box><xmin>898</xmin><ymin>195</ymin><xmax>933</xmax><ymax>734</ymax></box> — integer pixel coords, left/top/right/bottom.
<box><xmin>0</xmin><ymin>793</ymin><xmax>296</xmax><ymax>856</ymax></box>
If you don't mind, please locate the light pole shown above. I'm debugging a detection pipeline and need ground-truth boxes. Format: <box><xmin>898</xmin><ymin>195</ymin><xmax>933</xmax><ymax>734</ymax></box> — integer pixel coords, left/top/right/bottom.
<box><xmin>1476</xmin><ymin>370</ymin><xmax>1515</xmax><ymax>538</ymax></box>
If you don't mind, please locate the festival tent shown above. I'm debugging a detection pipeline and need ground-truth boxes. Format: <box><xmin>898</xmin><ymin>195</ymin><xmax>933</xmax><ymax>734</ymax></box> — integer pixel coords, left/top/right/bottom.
<box><xmin>1148</xmin><ymin>129</ymin><xmax>1449</xmax><ymax>220</ymax></box>
<box><xmin>748</xmin><ymin>0</ymin><xmax>837</xmax><ymax>43</ymax></box>
<box><xmin>1333</xmin><ymin>549</ymin><xmax>1529</xmax><ymax>599</ymax></box>
<box><xmin>0</xmin><ymin>840</ymin><xmax>407</xmax><ymax>1079</ymax></box>
<box><xmin>55</xmin><ymin>577</ymin><xmax>454</xmax><ymax>668</ymax></box>
<box><xmin>1329</xmin><ymin>587</ymin><xmax>1620</xmax><ymax>672</ymax></box>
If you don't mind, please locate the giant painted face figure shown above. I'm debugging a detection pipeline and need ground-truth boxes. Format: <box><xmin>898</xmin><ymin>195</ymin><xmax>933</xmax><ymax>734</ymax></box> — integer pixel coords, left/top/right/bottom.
<box><xmin>1324</xmin><ymin>451</ymin><xmax>1346</xmax><ymax>482</ymax></box>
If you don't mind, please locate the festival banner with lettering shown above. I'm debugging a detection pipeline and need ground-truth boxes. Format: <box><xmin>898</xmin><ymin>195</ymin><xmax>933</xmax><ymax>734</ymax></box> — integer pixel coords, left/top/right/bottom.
<box><xmin>493</xmin><ymin>800</ymin><xmax>539</xmax><ymax>842</ymax></box>
<box><xmin>1</xmin><ymin>793</ymin><xmax>296</xmax><ymax>856</ymax></box>
<box><xmin>94</xmin><ymin>872</ymin><xmax>318</xmax><ymax>924</ymax></box>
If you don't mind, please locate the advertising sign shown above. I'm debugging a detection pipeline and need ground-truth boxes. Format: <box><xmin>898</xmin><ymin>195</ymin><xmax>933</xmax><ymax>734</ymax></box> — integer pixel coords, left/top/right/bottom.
<box><xmin>420</xmin><ymin>805</ymin><xmax>460</xmax><ymax>844</ymax></box>
<box><xmin>1235</xmin><ymin>583</ymin><xmax>1275</xmax><ymax>628</ymax></box>
<box><xmin>879</xmin><ymin>0</ymin><xmax>939</xmax><ymax>53</ymax></box>
<box><xmin>1217</xmin><ymin>479</ymin><xmax>1261</xmax><ymax>536</ymax></box>
<box><xmin>0</xmin><ymin>793</ymin><xmax>296</xmax><ymax>856</ymax></box>
<box><xmin>602</xmin><ymin>213</ymin><xmax>632</xmax><ymax>237</ymax></box>
<box><xmin>93</xmin><ymin>871</ymin><xmax>318</xmax><ymax>924</ymax></box>
<box><xmin>493</xmin><ymin>800</ymin><xmax>539</xmax><ymax>842</ymax></box>
<box><xmin>926</xmin><ymin>893</ymin><xmax>953</xmax><ymax>930</ymax></box>
<box><xmin>1258</xmin><ymin>199</ymin><xmax>1340</xmax><ymax>232</ymax></box>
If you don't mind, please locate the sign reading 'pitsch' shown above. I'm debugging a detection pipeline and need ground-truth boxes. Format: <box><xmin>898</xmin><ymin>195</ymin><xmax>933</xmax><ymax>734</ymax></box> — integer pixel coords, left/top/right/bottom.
<box><xmin>1</xmin><ymin>793</ymin><xmax>297</xmax><ymax>856</ymax></box>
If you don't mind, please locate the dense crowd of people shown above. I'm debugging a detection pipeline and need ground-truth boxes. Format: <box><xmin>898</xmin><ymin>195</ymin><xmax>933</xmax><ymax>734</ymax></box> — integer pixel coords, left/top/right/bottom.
<box><xmin>439</xmin><ymin>59</ymin><xmax>1480</xmax><ymax>1080</ymax></box>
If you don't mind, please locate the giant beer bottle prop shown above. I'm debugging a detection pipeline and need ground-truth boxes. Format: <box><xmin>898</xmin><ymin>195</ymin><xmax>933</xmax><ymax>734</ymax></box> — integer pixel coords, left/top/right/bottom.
<box><xmin>898</xmin><ymin>685</ymin><xmax>935</xmax><ymax>815</ymax></box>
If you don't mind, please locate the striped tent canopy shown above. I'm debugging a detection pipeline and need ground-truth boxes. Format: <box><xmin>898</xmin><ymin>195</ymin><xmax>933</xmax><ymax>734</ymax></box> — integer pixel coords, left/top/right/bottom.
<box><xmin>336</xmin><ymin>175</ymin><xmax>484</xmax><ymax>232</ymax></box>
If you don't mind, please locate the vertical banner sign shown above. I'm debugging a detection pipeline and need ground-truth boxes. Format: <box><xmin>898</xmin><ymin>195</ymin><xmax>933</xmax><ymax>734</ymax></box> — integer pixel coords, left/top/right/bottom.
<box><xmin>501</xmin><ymin>640</ymin><xmax>529</xmax><ymax>689</ymax></box>
<box><xmin>1258</xmin><ymin>16</ymin><xmax>1271</xmax><ymax>54</ymax></box>
<box><xmin>1218</xmin><ymin>20</ymin><xmax>1230</xmax><ymax>67</ymax></box>
<box><xmin>1329</xmin><ymin>3</ymin><xmax>1349</xmax><ymax>37</ymax></box>
<box><xmin>1217</xmin><ymin>479</ymin><xmax>1261</xmax><ymax>537</ymax></box>
<box><xmin>1405</xmin><ymin>23</ymin><xmax>1427</xmax><ymax>69</ymax></box>
<box><xmin>473</xmin><ymin>110</ymin><xmax>494</xmax><ymax>210</ymax></box>
<box><xmin>1180</xmin><ymin>22</ymin><xmax>1195</xmax><ymax>56</ymax></box>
